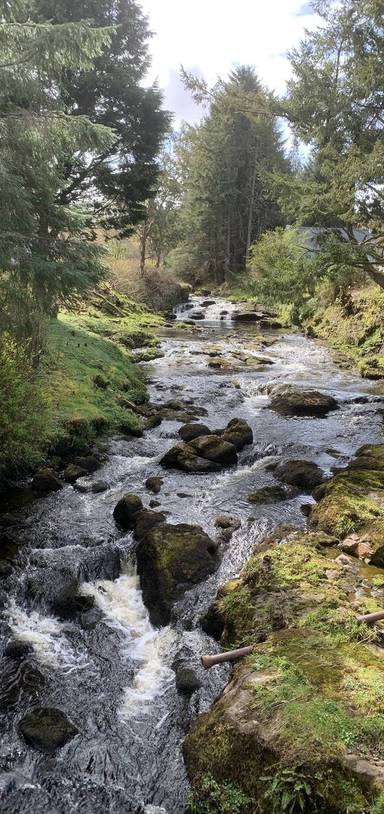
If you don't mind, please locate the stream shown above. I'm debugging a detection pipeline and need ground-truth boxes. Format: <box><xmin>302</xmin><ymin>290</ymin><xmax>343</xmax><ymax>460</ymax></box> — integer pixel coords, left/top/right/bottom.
<box><xmin>1</xmin><ymin>297</ymin><xmax>384</xmax><ymax>814</ymax></box>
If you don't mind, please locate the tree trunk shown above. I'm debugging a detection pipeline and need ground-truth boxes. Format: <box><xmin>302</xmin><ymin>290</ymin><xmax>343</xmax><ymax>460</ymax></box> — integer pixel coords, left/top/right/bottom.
<box><xmin>140</xmin><ymin>228</ymin><xmax>147</xmax><ymax>275</ymax></box>
<box><xmin>245</xmin><ymin>146</ymin><xmax>258</xmax><ymax>265</ymax></box>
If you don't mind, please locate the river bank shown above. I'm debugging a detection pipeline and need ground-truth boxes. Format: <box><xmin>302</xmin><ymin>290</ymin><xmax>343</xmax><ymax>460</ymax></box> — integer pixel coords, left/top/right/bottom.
<box><xmin>1</xmin><ymin>296</ymin><xmax>384</xmax><ymax>813</ymax></box>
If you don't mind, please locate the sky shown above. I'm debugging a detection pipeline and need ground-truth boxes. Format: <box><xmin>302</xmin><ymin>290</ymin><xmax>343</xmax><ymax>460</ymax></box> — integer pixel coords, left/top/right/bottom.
<box><xmin>139</xmin><ymin>0</ymin><xmax>319</xmax><ymax>126</ymax></box>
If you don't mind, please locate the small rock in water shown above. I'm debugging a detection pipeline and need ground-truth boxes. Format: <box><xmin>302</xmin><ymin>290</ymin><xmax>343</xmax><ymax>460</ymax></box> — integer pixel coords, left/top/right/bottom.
<box><xmin>145</xmin><ymin>476</ymin><xmax>163</xmax><ymax>494</ymax></box>
<box><xmin>18</xmin><ymin>707</ymin><xmax>78</xmax><ymax>753</ymax></box>
<box><xmin>247</xmin><ymin>485</ymin><xmax>288</xmax><ymax>504</ymax></box>
<box><xmin>113</xmin><ymin>494</ymin><xmax>143</xmax><ymax>528</ymax></box>
<box><xmin>214</xmin><ymin>515</ymin><xmax>241</xmax><ymax>530</ymax></box>
<box><xmin>32</xmin><ymin>468</ymin><xmax>63</xmax><ymax>493</ymax></box>
<box><xmin>91</xmin><ymin>480</ymin><xmax>109</xmax><ymax>493</ymax></box>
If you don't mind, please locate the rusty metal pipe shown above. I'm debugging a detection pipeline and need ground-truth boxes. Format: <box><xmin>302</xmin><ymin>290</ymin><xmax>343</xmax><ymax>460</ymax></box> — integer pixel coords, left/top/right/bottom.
<box><xmin>201</xmin><ymin>645</ymin><xmax>254</xmax><ymax>670</ymax></box>
<box><xmin>357</xmin><ymin>610</ymin><xmax>384</xmax><ymax>624</ymax></box>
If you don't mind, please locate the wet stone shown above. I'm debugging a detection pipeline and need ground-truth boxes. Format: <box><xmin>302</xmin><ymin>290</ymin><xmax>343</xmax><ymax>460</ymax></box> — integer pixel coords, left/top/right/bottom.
<box><xmin>18</xmin><ymin>707</ymin><xmax>78</xmax><ymax>753</ymax></box>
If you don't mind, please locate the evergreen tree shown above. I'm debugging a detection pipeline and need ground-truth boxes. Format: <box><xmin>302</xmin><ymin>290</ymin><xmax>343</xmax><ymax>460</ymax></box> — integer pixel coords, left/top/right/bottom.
<box><xmin>177</xmin><ymin>67</ymin><xmax>288</xmax><ymax>284</ymax></box>
<box><xmin>281</xmin><ymin>0</ymin><xmax>384</xmax><ymax>287</ymax></box>
<box><xmin>0</xmin><ymin>0</ymin><xmax>116</xmax><ymax>352</ymax></box>
<box><xmin>33</xmin><ymin>0</ymin><xmax>171</xmax><ymax>238</ymax></box>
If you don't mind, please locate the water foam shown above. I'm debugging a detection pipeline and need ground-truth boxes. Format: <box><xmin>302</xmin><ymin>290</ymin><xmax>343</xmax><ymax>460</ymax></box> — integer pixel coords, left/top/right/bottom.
<box><xmin>6</xmin><ymin>600</ymin><xmax>88</xmax><ymax>671</ymax></box>
<box><xmin>82</xmin><ymin>569</ymin><xmax>175</xmax><ymax>717</ymax></box>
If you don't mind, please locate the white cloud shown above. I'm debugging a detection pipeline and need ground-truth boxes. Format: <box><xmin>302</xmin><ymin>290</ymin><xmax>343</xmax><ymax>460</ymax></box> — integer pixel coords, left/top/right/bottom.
<box><xmin>140</xmin><ymin>0</ymin><xmax>319</xmax><ymax>123</ymax></box>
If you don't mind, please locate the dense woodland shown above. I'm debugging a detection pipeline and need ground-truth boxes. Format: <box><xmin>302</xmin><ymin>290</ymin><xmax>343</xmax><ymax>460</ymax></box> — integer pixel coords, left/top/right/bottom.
<box><xmin>0</xmin><ymin>0</ymin><xmax>383</xmax><ymax>468</ymax></box>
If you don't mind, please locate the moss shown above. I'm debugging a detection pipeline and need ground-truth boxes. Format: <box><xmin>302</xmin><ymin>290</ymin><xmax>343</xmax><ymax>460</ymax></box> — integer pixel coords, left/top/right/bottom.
<box><xmin>185</xmin><ymin>526</ymin><xmax>384</xmax><ymax>813</ymax></box>
<box><xmin>39</xmin><ymin>290</ymin><xmax>162</xmax><ymax>456</ymax></box>
<box><xmin>311</xmin><ymin>466</ymin><xmax>384</xmax><ymax>538</ymax></box>
<box><xmin>306</xmin><ymin>285</ymin><xmax>384</xmax><ymax>386</ymax></box>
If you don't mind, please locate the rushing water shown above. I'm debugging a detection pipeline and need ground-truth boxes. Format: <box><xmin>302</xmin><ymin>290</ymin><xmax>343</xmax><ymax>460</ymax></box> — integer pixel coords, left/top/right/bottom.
<box><xmin>1</xmin><ymin>297</ymin><xmax>383</xmax><ymax>814</ymax></box>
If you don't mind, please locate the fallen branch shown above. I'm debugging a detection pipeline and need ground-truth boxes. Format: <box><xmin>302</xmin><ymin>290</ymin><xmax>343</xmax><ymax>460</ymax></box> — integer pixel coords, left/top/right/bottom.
<box><xmin>357</xmin><ymin>610</ymin><xmax>384</xmax><ymax>624</ymax></box>
<box><xmin>201</xmin><ymin>645</ymin><xmax>254</xmax><ymax>670</ymax></box>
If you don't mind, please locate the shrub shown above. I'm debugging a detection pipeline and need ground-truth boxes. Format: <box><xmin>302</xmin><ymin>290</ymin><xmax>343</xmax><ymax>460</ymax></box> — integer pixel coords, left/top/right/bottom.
<box><xmin>0</xmin><ymin>334</ymin><xmax>48</xmax><ymax>477</ymax></box>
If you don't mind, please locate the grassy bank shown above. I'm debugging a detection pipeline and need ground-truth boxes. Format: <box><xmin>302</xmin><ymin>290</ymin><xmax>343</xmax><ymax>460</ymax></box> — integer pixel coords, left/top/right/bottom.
<box><xmin>306</xmin><ymin>285</ymin><xmax>384</xmax><ymax>381</ymax></box>
<box><xmin>0</xmin><ymin>288</ymin><xmax>163</xmax><ymax>480</ymax></box>
<box><xmin>185</xmin><ymin>447</ymin><xmax>384</xmax><ymax>813</ymax></box>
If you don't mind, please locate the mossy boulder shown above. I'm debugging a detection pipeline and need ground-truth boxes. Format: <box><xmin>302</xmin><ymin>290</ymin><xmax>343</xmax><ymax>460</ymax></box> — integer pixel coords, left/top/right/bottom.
<box><xmin>18</xmin><ymin>707</ymin><xmax>78</xmax><ymax>753</ymax></box>
<box><xmin>161</xmin><ymin>443</ymin><xmax>222</xmax><ymax>473</ymax></box>
<box><xmin>32</xmin><ymin>468</ymin><xmax>63</xmax><ymax>493</ymax></box>
<box><xmin>188</xmin><ymin>435</ymin><xmax>238</xmax><ymax>466</ymax></box>
<box><xmin>269</xmin><ymin>384</ymin><xmax>339</xmax><ymax>417</ymax></box>
<box><xmin>136</xmin><ymin>523</ymin><xmax>219</xmax><ymax>626</ymax></box>
<box><xmin>311</xmin><ymin>449</ymin><xmax>384</xmax><ymax>538</ymax></box>
<box><xmin>63</xmin><ymin>464</ymin><xmax>87</xmax><ymax>484</ymax></box>
<box><xmin>272</xmin><ymin>459</ymin><xmax>325</xmax><ymax>491</ymax></box>
<box><xmin>222</xmin><ymin>418</ymin><xmax>253</xmax><ymax>450</ymax></box>
<box><xmin>185</xmin><ymin>528</ymin><xmax>384</xmax><ymax>814</ymax></box>
<box><xmin>178</xmin><ymin>423</ymin><xmax>212</xmax><ymax>442</ymax></box>
<box><xmin>247</xmin><ymin>485</ymin><xmax>289</xmax><ymax>504</ymax></box>
<box><xmin>113</xmin><ymin>494</ymin><xmax>143</xmax><ymax>528</ymax></box>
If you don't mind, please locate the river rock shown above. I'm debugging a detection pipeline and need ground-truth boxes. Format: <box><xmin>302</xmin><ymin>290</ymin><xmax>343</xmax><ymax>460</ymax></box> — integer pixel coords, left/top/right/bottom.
<box><xmin>214</xmin><ymin>515</ymin><xmax>241</xmax><ymax>530</ymax></box>
<box><xmin>247</xmin><ymin>485</ymin><xmax>288</xmax><ymax>504</ymax></box>
<box><xmin>74</xmin><ymin>455</ymin><xmax>100</xmax><ymax>473</ymax></box>
<box><xmin>272</xmin><ymin>459</ymin><xmax>325</xmax><ymax>491</ymax></box>
<box><xmin>188</xmin><ymin>435</ymin><xmax>238</xmax><ymax>467</ymax></box>
<box><xmin>133</xmin><ymin>509</ymin><xmax>166</xmax><ymax>540</ymax></box>
<box><xmin>91</xmin><ymin>480</ymin><xmax>109</xmax><ymax>493</ymax></box>
<box><xmin>269</xmin><ymin>384</ymin><xmax>339</xmax><ymax>417</ymax></box>
<box><xmin>145</xmin><ymin>476</ymin><xmax>163</xmax><ymax>494</ymax></box>
<box><xmin>64</xmin><ymin>464</ymin><xmax>87</xmax><ymax>484</ymax></box>
<box><xmin>18</xmin><ymin>707</ymin><xmax>78</xmax><ymax>753</ymax></box>
<box><xmin>221</xmin><ymin>418</ymin><xmax>253</xmax><ymax>450</ymax></box>
<box><xmin>172</xmin><ymin>633</ymin><xmax>205</xmax><ymax>694</ymax></box>
<box><xmin>113</xmin><ymin>494</ymin><xmax>143</xmax><ymax>528</ymax></box>
<box><xmin>232</xmin><ymin>311</ymin><xmax>259</xmax><ymax>322</ymax></box>
<box><xmin>201</xmin><ymin>299</ymin><xmax>216</xmax><ymax>306</ymax></box>
<box><xmin>178</xmin><ymin>423</ymin><xmax>212</xmax><ymax>442</ymax></box>
<box><xmin>32</xmin><ymin>468</ymin><xmax>63</xmax><ymax>493</ymax></box>
<box><xmin>160</xmin><ymin>444</ymin><xmax>222</xmax><ymax>473</ymax></box>
<box><xmin>136</xmin><ymin>523</ymin><xmax>219</xmax><ymax>626</ymax></box>
<box><xmin>190</xmin><ymin>311</ymin><xmax>205</xmax><ymax>320</ymax></box>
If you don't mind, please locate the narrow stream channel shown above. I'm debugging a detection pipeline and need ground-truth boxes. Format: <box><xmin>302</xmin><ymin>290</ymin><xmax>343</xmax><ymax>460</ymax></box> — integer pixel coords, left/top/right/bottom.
<box><xmin>1</xmin><ymin>297</ymin><xmax>383</xmax><ymax>814</ymax></box>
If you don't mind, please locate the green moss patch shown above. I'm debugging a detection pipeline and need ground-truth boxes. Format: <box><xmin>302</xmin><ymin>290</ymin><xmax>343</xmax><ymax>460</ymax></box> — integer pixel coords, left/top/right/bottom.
<box><xmin>186</xmin><ymin>526</ymin><xmax>384</xmax><ymax>813</ymax></box>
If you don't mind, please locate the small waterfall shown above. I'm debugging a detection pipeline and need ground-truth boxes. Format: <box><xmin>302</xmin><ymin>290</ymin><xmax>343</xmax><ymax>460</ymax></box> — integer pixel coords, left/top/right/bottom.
<box><xmin>81</xmin><ymin>563</ymin><xmax>176</xmax><ymax>717</ymax></box>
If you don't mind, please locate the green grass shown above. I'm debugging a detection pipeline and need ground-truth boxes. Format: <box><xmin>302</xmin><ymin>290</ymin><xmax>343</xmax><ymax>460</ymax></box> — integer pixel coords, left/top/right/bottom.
<box><xmin>0</xmin><ymin>288</ymin><xmax>163</xmax><ymax>477</ymax></box>
<box><xmin>41</xmin><ymin>291</ymin><xmax>163</xmax><ymax>455</ymax></box>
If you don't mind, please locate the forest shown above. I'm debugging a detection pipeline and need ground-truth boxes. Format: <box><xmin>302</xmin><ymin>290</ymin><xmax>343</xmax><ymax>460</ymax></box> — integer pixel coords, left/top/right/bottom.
<box><xmin>1</xmin><ymin>2</ymin><xmax>384</xmax><ymax>814</ymax></box>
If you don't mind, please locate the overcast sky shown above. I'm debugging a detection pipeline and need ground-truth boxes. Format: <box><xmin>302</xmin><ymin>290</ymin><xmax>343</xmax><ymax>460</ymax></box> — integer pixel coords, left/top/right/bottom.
<box><xmin>139</xmin><ymin>0</ymin><xmax>319</xmax><ymax>125</ymax></box>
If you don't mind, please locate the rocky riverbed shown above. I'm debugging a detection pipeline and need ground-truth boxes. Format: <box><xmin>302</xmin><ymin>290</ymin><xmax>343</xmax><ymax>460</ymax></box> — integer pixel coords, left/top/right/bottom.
<box><xmin>1</xmin><ymin>296</ymin><xmax>384</xmax><ymax>814</ymax></box>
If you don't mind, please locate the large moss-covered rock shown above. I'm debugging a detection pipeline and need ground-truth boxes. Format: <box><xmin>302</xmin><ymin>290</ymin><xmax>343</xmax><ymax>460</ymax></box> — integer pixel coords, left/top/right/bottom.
<box><xmin>160</xmin><ymin>443</ymin><xmax>222</xmax><ymax>473</ymax></box>
<box><xmin>178</xmin><ymin>423</ymin><xmax>212</xmax><ymax>442</ymax></box>
<box><xmin>188</xmin><ymin>435</ymin><xmax>238</xmax><ymax>466</ymax></box>
<box><xmin>19</xmin><ymin>707</ymin><xmax>78</xmax><ymax>753</ymax></box>
<box><xmin>269</xmin><ymin>384</ymin><xmax>339</xmax><ymax>417</ymax></box>
<box><xmin>136</xmin><ymin>523</ymin><xmax>218</xmax><ymax>626</ymax></box>
<box><xmin>186</xmin><ymin>528</ymin><xmax>384</xmax><ymax>814</ymax></box>
<box><xmin>311</xmin><ymin>445</ymin><xmax>384</xmax><ymax>539</ymax></box>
